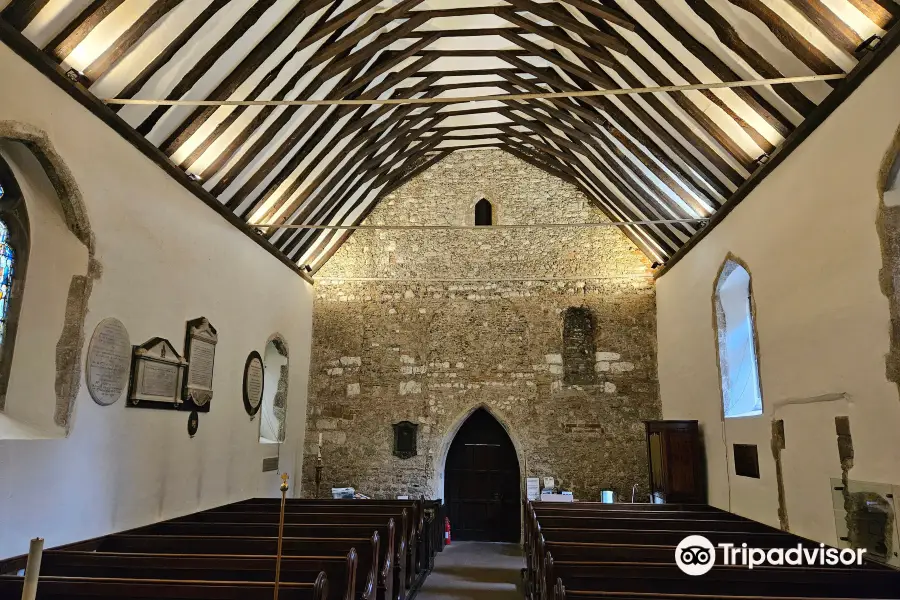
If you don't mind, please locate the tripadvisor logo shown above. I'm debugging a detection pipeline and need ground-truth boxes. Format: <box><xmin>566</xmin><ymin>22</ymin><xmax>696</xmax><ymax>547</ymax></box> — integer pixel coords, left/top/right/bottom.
<box><xmin>675</xmin><ymin>535</ymin><xmax>867</xmax><ymax>576</ymax></box>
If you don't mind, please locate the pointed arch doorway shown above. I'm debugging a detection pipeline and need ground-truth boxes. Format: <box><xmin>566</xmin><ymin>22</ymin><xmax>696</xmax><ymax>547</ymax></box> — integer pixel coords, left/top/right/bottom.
<box><xmin>445</xmin><ymin>408</ymin><xmax>521</xmax><ymax>542</ymax></box>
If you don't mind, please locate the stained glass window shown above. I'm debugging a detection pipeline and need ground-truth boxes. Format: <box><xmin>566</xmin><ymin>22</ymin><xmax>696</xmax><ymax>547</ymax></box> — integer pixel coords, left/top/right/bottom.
<box><xmin>0</xmin><ymin>219</ymin><xmax>14</xmax><ymax>351</ymax></box>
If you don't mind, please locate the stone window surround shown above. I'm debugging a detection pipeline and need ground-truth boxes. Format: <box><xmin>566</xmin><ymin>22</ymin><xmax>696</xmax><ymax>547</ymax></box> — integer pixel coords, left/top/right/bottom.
<box><xmin>259</xmin><ymin>333</ymin><xmax>289</xmax><ymax>444</ymax></box>
<box><xmin>0</xmin><ymin>121</ymin><xmax>96</xmax><ymax>435</ymax></box>
<box><xmin>468</xmin><ymin>193</ymin><xmax>498</xmax><ymax>226</ymax></box>
<box><xmin>0</xmin><ymin>155</ymin><xmax>29</xmax><ymax>413</ymax></box>
<box><xmin>712</xmin><ymin>254</ymin><xmax>765</xmax><ymax>421</ymax></box>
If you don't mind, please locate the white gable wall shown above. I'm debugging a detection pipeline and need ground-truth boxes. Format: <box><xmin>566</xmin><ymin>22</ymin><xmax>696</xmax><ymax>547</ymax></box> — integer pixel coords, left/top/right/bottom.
<box><xmin>656</xmin><ymin>49</ymin><xmax>900</xmax><ymax>542</ymax></box>
<box><xmin>0</xmin><ymin>43</ymin><xmax>313</xmax><ymax>559</ymax></box>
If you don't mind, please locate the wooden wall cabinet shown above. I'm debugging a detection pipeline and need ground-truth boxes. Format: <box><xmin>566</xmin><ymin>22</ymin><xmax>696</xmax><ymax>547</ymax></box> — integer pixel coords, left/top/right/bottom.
<box><xmin>644</xmin><ymin>420</ymin><xmax>706</xmax><ymax>504</ymax></box>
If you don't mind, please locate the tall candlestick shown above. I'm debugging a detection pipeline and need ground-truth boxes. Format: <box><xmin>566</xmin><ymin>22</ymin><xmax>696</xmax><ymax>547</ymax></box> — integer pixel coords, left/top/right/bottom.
<box><xmin>21</xmin><ymin>537</ymin><xmax>43</xmax><ymax>600</ymax></box>
<box><xmin>317</xmin><ymin>433</ymin><xmax>322</xmax><ymax>458</ymax></box>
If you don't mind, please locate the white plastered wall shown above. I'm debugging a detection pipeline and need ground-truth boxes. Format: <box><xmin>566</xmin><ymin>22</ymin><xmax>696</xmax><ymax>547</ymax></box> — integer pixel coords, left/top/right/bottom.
<box><xmin>0</xmin><ymin>43</ymin><xmax>313</xmax><ymax>559</ymax></box>
<box><xmin>656</xmin><ymin>48</ymin><xmax>900</xmax><ymax>543</ymax></box>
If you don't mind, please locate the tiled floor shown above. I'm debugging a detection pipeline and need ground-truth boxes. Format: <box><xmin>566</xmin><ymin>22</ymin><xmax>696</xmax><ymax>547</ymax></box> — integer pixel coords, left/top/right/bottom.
<box><xmin>415</xmin><ymin>541</ymin><xmax>524</xmax><ymax>600</ymax></box>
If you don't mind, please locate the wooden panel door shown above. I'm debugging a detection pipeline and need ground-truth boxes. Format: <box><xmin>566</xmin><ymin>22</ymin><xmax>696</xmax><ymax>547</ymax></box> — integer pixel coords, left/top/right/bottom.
<box><xmin>445</xmin><ymin>409</ymin><xmax>520</xmax><ymax>542</ymax></box>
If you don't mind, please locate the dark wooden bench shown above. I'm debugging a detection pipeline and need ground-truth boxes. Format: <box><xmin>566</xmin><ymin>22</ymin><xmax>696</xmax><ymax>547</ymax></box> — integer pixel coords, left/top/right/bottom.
<box><xmin>525</xmin><ymin>501</ymin><xmax>896</xmax><ymax>600</ymax></box>
<box><xmin>0</xmin><ymin>573</ymin><xmax>328</xmax><ymax>600</ymax></box>
<box><xmin>209</xmin><ymin>502</ymin><xmax>421</xmax><ymax>593</ymax></box>
<box><xmin>34</xmin><ymin>546</ymin><xmax>364</xmax><ymax>600</ymax></box>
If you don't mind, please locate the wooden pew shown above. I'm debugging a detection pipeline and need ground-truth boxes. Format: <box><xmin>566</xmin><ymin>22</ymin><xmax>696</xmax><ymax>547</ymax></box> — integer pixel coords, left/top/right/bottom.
<box><xmin>527</xmin><ymin>501</ymin><xmax>897</xmax><ymax>600</ymax></box>
<box><xmin>155</xmin><ymin>514</ymin><xmax>403</xmax><ymax>599</ymax></box>
<box><xmin>554</xmin><ymin>577</ymin><xmax>878</xmax><ymax>600</ymax></box>
<box><xmin>35</xmin><ymin>547</ymin><xmax>364</xmax><ymax>600</ymax></box>
<box><xmin>0</xmin><ymin>573</ymin><xmax>328</xmax><ymax>600</ymax></box>
<box><xmin>210</xmin><ymin>501</ymin><xmax>423</xmax><ymax>592</ymax></box>
<box><xmin>96</xmin><ymin>533</ymin><xmax>396</xmax><ymax>600</ymax></box>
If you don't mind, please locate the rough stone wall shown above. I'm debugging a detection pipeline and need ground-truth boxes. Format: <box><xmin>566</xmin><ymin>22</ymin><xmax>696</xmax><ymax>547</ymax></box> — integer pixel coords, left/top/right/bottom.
<box><xmin>303</xmin><ymin>150</ymin><xmax>660</xmax><ymax>501</ymax></box>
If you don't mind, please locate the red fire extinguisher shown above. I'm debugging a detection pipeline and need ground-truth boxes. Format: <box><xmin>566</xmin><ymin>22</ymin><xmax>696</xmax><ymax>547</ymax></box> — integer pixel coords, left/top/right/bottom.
<box><xmin>444</xmin><ymin>517</ymin><xmax>451</xmax><ymax>546</ymax></box>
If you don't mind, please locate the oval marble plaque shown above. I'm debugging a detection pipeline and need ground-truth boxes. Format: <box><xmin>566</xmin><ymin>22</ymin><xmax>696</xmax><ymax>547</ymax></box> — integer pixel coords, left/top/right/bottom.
<box><xmin>86</xmin><ymin>318</ymin><xmax>131</xmax><ymax>406</ymax></box>
<box><xmin>243</xmin><ymin>351</ymin><xmax>264</xmax><ymax>417</ymax></box>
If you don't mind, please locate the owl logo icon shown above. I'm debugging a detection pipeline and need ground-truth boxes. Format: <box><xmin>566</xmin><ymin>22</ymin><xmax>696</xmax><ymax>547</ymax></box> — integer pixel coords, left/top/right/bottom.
<box><xmin>675</xmin><ymin>535</ymin><xmax>716</xmax><ymax>576</ymax></box>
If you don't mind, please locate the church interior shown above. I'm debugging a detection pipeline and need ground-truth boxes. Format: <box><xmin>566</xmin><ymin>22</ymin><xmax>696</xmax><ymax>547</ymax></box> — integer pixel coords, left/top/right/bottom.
<box><xmin>1</xmin><ymin>0</ymin><xmax>900</xmax><ymax>598</ymax></box>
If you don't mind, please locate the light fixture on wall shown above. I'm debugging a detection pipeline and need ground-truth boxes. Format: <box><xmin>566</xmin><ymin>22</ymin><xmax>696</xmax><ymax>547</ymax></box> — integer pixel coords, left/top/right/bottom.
<box><xmin>187</xmin><ymin>173</ymin><xmax>202</xmax><ymax>183</ymax></box>
<box><xmin>855</xmin><ymin>35</ymin><xmax>882</xmax><ymax>57</ymax></box>
<box><xmin>303</xmin><ymin>265</ymin><xmax>312</xmax><ymax>273</ymax></box>
<box><xmin>65</xmin><ymin>68</ymin><xmax>87</xmax><ymax>86</ymax></box>
<box><xmin>651</xmin><ymin>261</ymin><xmax>663</xmax><ymax>269</ymax></box>
<box><xmin>753</xmin><ymin>153</ymin><xmax>771</xmax><ymax>170</ymax></box>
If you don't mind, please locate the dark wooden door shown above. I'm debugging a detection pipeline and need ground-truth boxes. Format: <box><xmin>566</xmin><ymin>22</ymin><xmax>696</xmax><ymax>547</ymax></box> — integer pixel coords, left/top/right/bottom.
<box><xmin>445</xmin><ymin>408</ymin><xmax>520</xmax><ymax>542</ymax></box>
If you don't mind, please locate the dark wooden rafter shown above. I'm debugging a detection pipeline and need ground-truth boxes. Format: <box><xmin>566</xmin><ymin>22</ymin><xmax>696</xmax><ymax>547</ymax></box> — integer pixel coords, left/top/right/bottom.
<box><xmin>2</xmin><ymin>0</ymin><xmax>894</xmax><ymax>273</ymax></box>
<box><xmin>307</xmin><ymin>150</ymin><xmax>452</xmax><ymax>272</ymax></box>
<box><xmin>1</xmin><ymin>0</ymin><xmax>51</xmax><ymax>30</ymax></box>
<box><xmin>178</xmin><ymin>1</ymin><xmax>351</xmax><ymax>171</ymax></box>
<box><xmin>724</xmin><ymin>0</ymin><xmax>845</xmax><ymax>84</ymax></box>
<box><xmin>132</xmin><ymin>0</ymin><xmax>279</xmax><ymax>136</ymax></box>
<box><xmin>159</xmin><ymin>0</ymin><xmax>336</xmax><ymax>153</ymax></box>
<box><xmin>44</xmin><ymin>0</ymin><xmax>126</xmax><ymax>61</ymax></box>
<box><xmin>112</xmin><ymin>0</ymin><xmax>231</xmax><ymax>110</ymax></box>
<box><xmin>80</xmin><ymin>0</ymin><xmax>184</xmax><ymax>82</ymax></box>
<box><xmin>847</xmin><ymin>0</ymin><xmax>899</xmax><ymax>28</ymax></box>
<box><xmin>684</xmin><ymin>0</ymin><xmax>817</xmax><ymax>117</ymax></box>
<box><xmin>582</xmin><ymin>8</ymin><xmax>776</xmax><ymax>160</ymax></box>
<box><xmin>623</xmin><ymin>0</ymin><xmax>797</xmax><ymax>136</ymax></box>
<box><xmin>785</xmin><ymin>0</ymin><xmax>865</xmax><ymax>54</ymax></box>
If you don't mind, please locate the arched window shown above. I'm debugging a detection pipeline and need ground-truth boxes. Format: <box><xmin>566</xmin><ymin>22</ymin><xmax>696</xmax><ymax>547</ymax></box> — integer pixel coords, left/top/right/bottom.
<box><xmin>714</xmin><ymin>260</ymin><xmax>763</xmax><ymax>418</ymax></box>
<box><xmin>474</xmin><ymin>198</ymin><xmax>493</xmax><ymax>226</ymax></box>
<box><xmin>259</xmin><ymin>336</ymin><xmax>289</xmax><ymax>444</ymax></box>
<box><xmin>0</xmin><ymin>156</ymin><xmax>28</xmax><ymax>412</ymax></box>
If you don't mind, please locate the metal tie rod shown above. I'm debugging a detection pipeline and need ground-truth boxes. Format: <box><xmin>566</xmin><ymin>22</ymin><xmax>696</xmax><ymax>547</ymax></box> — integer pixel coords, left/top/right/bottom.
<box><xmin>103</xmin><ymin>75</ymin><xmax>844</xmax><ymax>107</ymax></box>
<box><xmin>251</xmin><ymin>218</ymin><xmax>708</xmax><ymax>230</ymax></box>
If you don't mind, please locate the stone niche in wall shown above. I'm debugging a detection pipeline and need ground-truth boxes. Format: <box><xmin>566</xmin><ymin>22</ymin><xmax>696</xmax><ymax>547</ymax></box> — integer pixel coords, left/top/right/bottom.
<box><xmin>563</xmin><ymin>307</ymin><xmax>597</xmax><ymax>386</ymax></box>
<box><xmin>831</xmin><ymin>477</ymin><xmax>900</xmax><ymax>566</ymax></box>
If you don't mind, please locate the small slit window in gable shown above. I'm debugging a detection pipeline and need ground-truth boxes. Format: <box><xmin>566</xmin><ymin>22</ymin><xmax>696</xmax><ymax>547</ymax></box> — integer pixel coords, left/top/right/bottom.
<box><xmin>475</xmin><ymin>198</ymin><xmax>493</xmax><ymax>226</ymax></box>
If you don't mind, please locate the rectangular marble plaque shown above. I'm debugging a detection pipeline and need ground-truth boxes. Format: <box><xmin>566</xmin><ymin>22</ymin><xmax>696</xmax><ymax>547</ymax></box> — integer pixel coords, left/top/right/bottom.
<box><xmin>140</xmin><ymin>361</ymin><xmax>179</xmax><ymax>398</ymax></box>
<box><xmin>187</xmin><ymin>337</ymin><xmax>215</xmax><ymax>390</ymax></box>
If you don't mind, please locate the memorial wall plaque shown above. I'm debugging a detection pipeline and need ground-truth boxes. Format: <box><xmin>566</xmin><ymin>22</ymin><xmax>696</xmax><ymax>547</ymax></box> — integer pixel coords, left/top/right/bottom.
<box><xmin>86</xmin><ymin>318</ymin><xmax>131</xmax><ymax>406</ymax></box>
<box><xmin>187</xmin><ymin>410</ymin><xmax>199</xmax><ymax>437</ymax></box>
<box><xmin>243</xmin><ymin>350</ymin><xmax>264</xmax><ymax>419</ymax></box>
<box><xmin>127</xmin><ymin>337</ymin><xmax>187</xmax><ymax>409</ymax></box>
<box><xmin>182</xmin><ymin>317</ymin><xmax>217</xmax><ymax>412</ymax></box>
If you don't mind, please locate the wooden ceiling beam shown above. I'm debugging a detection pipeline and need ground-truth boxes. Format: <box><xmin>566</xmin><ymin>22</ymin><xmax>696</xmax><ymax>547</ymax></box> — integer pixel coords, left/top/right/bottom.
<box><xmin>160</xmin><ymin>0</ymin><xmax>335</xmax><ymax>154</ymax></box>
<box><xmin>81</xmin><ymin>0</ymin><xmax>184</xmax><ymax>82</ymax></box>
<box><xmin>133</xmin><ymin>0</ymin><xmax>278</xmax><ymax>136</ymax></box>
<box><xmin>43</xmin><ymin>0</ymin><xmax>126</xmax><ymax>61</ymax></box>
<box><xmin>307</xmin><ymin>0</ymin><xmax>428</xmax><ymax>69</ymax></box>
<box><xmin>625</xmin><ymin>0</ymin><xmax>795</xmax><ymax>136</ymax></box>
<box><xmin>307</xmin><ymin>150</ymin><xmax>453</xmax><ymax>272</ymax></box>
<box><xmin>848</xmin><ymin>0</ymin><xmax>898</xmax><ymax>27</ymax></box>
<box><xmin>218</xmin><ymin>55</ymin><xmax>376</xmax><ymax>208</ymax></box>
<box><xmin>112</xmin><ymin>0</ymin><xmax>230</xmax><ymax>111</ymax></box>
<box><xmin>249</xmin><ymin>86</ymin><xmax>444</xmax><ymax>225</ymax></box>
<box><xmin>497</xmin><ymin>8</ymin><xmax>624</xmax><ymax>63</ymax></box>
<box><xmin>331</xmin><ymin>33</ymin><xmax>440</xmax><ymax>97</ymax></box>
<box><xmin>498</xmin><ymin>117</ymin><xmax>699</xmax><ymax>231</ymax></box>
<box><xmin>500</xmin><ymin>58</ymin><xmax>738</xmax><ymax>199</ymax></box>
<box><xmin>784</xmin><ymin>0</ymin><xmax>865</xmax><ymax>55</ymax></box>
<box><xmin>181</xmin><ymin>6</ymin><xmax>350</xmax><ymax>171</ymax></box>
<box><xmin>281</xmin><ymin>126</ymin><xmax>445</xmax><ymax>257</ymax></box>
<box><xmin>724</xmin><ymin>0</ymin><xmax>844</xmax><ymax>85</ymax></box>
<box><xmin>501</xmin><ymin>0</ymin><xmax>628</xmax><ymax>47</ymax></box>
<box><xmin>579</xmin><ymin>11</ymin><xmax>774</xmax><ymax>163</ymax></box>
<box><xmin>553</xmin><ymin>0</ymin><xmax>636</xmax><ymax>30</ymax></box>
<box><xmin>1</xmin><ymin>0</ymin><xmax>51</xmax><ymax>30</ymax></box>
<box><xmin>496</xmin><ymin>32</ymin><xmax>617</xmax><ymax>88</ymax></box>
<box><xmin>685</xmin><ymin>0</ymin><xmax>816</xmax><ymax>117</ymax></box>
